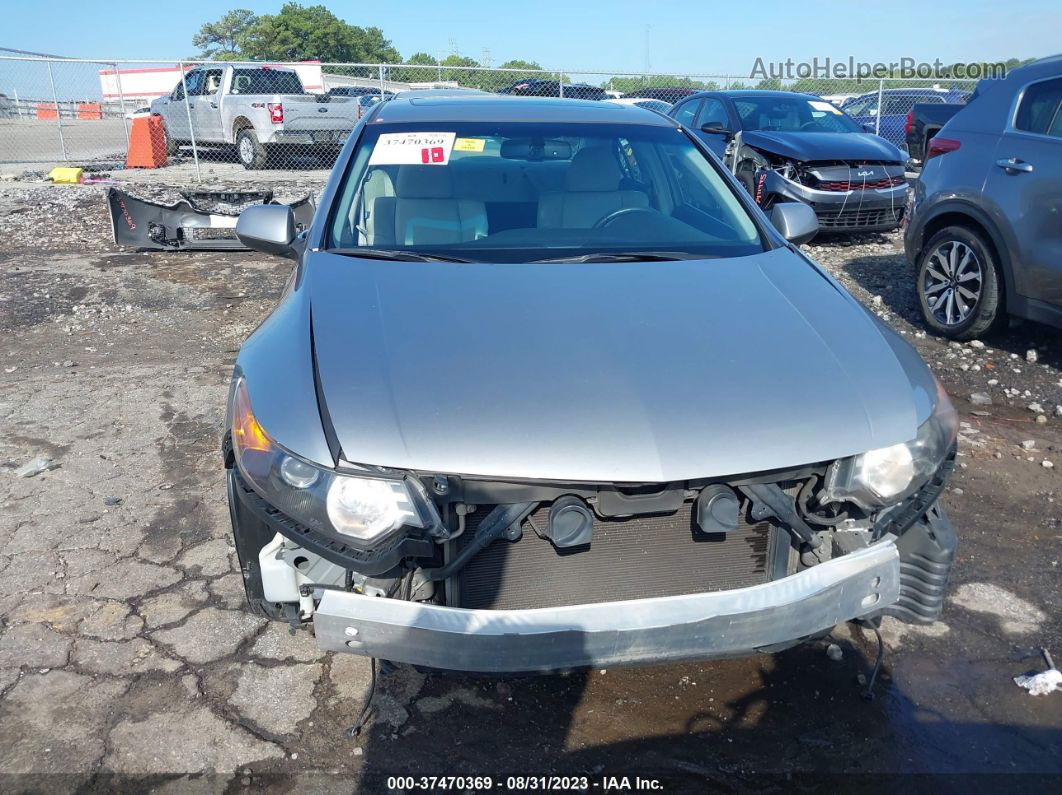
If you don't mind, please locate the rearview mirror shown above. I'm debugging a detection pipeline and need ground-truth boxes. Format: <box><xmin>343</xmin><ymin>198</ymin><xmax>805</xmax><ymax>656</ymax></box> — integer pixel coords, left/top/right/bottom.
<box><xmin>236</xmin><ymin>204</ymin><xmax>296</xmax><ymax>259</ymax></box>
<box><xmin>500</xmin><ymin>138</ymin><xmax>572</xmax><ymax>160</ymax></box>
<box><xmin>770</xmin><ymin>202</ymin><xmax>818</xmax><ymax>245</ymax></box>
<box><xmin>700</xmin><ymin>122</ymin><xmax>731</xmax><ymax>137</ymax></box>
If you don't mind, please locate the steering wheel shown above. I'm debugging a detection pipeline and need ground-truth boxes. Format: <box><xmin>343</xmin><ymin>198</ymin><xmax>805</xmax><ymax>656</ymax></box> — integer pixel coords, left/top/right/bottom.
<box><xmin>800</xmin><ymin>121</ymin><xmax>827</xmax><ymax>131</ymax></box>
<box><xmin>592</xmin><ymin>207</ymin><xmax>659</xmax><ymax>230</ymax></box>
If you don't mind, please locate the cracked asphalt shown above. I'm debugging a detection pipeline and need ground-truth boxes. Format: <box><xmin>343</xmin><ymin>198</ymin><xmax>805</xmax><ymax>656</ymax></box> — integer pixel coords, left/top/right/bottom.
<box><xmin>0</xmin><ymin>181</ymin><xmax>1060</xmax><ymax>792</ymax></box>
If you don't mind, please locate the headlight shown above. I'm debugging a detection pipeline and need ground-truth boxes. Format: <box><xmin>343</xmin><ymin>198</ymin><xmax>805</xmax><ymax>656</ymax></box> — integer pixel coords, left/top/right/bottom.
<box><xmin>230</xmin><ymin>379</ymin><xmax>437</xmax><ymax>546</ymax></box>
<box><xmin>823</xmin><ymin>378</ymin><xmax>958</xmax><ymax>510</ymax></box>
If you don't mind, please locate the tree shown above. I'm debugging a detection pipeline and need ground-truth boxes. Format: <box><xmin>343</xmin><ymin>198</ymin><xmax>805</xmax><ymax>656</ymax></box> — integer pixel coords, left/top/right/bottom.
<box><xmin>406</xmin><ymin>52</ymin><xmax>438</xmax><ymax>66</ymax></box>
<box><xmin>237</xmin><ymin>3</ymin><xmax>400</xmax><ymax>63</ymax></box>
<box><xmin>498</xmin><ymin>59</ymin><xmax>542</xmax><ymax>71</ymax></box>
<box><xmin>192</xmin><ymin>8</ymin><xmax>257</xmax><ymax>59</ymax></box>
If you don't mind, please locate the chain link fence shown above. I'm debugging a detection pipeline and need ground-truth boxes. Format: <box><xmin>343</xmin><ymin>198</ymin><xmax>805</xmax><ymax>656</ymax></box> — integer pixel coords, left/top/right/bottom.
<box><xmin>0</xmin><ymin>56</ymin><xmax>979</xmax><ymax>182</ymax></box>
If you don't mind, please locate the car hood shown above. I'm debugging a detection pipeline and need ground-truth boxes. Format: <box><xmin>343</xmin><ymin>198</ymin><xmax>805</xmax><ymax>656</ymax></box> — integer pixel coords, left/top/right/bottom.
<box><xmin>307</xmin><ymin>247</ymin><xmax>932</xmax><ymax>482</ymax></box>
<box><xmin>741</xmin><ymin>130</ymin><xmax>904</xmax><ymax>163</ymax></box>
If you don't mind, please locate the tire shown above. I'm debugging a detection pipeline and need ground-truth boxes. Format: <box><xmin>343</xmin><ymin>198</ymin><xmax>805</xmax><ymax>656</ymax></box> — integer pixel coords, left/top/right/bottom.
<box><xmin>236</xmin><ymin>127</ymin><xmax>267</xmax><ymax>170</ymax></box>
<box><xmin>917</xmin><ymin>225</ymin><xmax>1005</xmax><ymax>340</ymax></box>
<box><xmin>161</xmin><ymin>121</ymin><xmax>179</xmax><ymax>157</ymax></box>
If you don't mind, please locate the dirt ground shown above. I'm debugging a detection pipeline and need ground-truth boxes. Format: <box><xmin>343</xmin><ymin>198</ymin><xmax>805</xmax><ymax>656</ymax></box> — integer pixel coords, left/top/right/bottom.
<box><xmin>0</xmin><ymin>180</ymin><xmax>1060</xmax><ymax>793</ymax></box>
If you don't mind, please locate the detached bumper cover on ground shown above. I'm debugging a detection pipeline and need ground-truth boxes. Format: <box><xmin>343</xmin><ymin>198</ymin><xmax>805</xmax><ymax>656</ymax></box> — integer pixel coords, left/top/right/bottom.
<box><xmin>314</xmin><ymin>539</ymin><xmax>901</xmax><ymax>672</ymax></box>
<box><xmin>107</xmin><ymin>188</ymin><xmax>315</xmax><ymax>251</ymax></box>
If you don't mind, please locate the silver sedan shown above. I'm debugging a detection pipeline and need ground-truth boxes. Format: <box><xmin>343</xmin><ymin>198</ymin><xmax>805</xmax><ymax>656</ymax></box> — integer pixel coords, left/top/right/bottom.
<box><xmin>224</xmin><ymin>93</ymin><xmax>959</xmax><ymax>673</ymax></box>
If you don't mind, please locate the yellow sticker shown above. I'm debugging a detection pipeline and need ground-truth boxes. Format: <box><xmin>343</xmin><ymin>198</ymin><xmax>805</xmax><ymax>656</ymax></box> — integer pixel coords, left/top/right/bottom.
<box><xmin>454</xmin><ymin>137</ymin><xmax>486</xmax><ymax>152</ymax></box>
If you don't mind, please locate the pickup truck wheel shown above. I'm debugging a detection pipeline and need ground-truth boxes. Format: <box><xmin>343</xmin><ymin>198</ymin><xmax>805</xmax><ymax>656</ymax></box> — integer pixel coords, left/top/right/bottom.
<box><xmin>161</xmin><ymin>121</ymin><xmax>179</xmax><ymax>157</ymax></box>
<box><xmin>236</xmin><ymin>128</ymin><xmax>267</xmax><ymax>170</ymax></box>
<box><xmin>917</xmin><ymin>225</ymin><xmax>1004</xmax><ymax>340</ymax></box>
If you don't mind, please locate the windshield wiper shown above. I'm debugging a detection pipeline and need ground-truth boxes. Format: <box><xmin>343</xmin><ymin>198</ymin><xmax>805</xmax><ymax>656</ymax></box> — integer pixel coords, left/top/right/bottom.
<box><xmin>529</xmin><ymin>251</ymin><xmax>709</xmax><ymax>264</ymax></box>
<box><xmin>327</xmin><ymin>248</ymin><xmax>474</xmax><ymax>263</ymax></box>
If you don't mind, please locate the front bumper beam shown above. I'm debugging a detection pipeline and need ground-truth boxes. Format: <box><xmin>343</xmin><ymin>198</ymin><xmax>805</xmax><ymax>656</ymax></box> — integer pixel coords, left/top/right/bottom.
<box><xmin>314</xmin><ymin>538</ymin><xmax>900</xmax><ymax>672</ymax></box>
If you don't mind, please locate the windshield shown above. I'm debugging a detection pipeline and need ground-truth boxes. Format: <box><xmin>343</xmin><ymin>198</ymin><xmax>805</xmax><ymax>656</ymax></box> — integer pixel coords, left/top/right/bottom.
<box><xmin>229</xmin><ymin>69</ymin><xmax>304</xmax><ymax>95</ymax></box>
<box><xmin>734</xmin><ymin>96</ymin><xmax>862</xmax><ymax>133</ymax></box>
<box><xmin>326</xmin><ymin>121</ymin><xmax>764</xmax><ymax>262</ymax></box>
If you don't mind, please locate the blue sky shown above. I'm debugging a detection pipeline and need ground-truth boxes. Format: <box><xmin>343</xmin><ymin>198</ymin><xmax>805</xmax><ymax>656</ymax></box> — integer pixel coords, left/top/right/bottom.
<box><xmin>2</xmin><ymin>0</ymin><xmax>1059</xmax><ymax>73</ymax></box>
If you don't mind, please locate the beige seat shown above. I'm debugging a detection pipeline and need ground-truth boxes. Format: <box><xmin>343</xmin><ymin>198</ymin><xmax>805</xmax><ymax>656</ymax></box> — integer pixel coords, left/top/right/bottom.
<box><xmin>537</xmin><ymin>147</ymin><xmax>648</xmax><ymax>229</ymax></box>
<box><xmin>372</xmin><ymin>167</ymin><xmax>487</xmax><ymax>246</ymax></box>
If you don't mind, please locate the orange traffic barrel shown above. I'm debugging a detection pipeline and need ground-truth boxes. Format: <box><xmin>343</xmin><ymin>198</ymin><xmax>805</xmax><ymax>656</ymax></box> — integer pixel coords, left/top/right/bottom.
<box><xmin>125</xmin><ymin>115</ymin><xmax>168</xmax><ymax>169</ymax></box>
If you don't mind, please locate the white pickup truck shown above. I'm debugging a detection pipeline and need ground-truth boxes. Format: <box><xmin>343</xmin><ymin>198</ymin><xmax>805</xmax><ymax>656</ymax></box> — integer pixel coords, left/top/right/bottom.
<box><xmin>150</xmin><ymin>65</ymin><xmax>362</xmax><ymax>169</ymax></box>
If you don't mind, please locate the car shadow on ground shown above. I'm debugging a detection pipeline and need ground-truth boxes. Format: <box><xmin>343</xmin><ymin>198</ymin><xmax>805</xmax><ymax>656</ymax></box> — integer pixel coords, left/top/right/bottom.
<box><xmin>339</xmin><ymin>631</ymin><xmax>1062</xmax><ymax>791</ymax></box>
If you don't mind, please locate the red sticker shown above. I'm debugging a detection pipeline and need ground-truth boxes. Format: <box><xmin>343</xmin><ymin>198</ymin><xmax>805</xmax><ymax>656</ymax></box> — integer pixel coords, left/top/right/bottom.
<box><xmin>420</xmin><ymin>146</ymin><xmax>445</xmax><ymax>163</ymax></box>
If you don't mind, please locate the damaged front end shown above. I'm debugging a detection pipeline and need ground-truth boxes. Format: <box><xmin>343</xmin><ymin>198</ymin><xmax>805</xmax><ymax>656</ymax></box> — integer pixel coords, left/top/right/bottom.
<box><xmin>729</xmin><ymin>141</ymin><xmax>908</xmax><ymax>232</ymax></box>
<box><xmin>107</xmin><ymin>188</ymin><xmax>315</xmax><ymax>251</ymax></box>
<box><xmin>225</xmin><ymin>424</ymin><xmax>958</xmax><ymax>672</ymax></box>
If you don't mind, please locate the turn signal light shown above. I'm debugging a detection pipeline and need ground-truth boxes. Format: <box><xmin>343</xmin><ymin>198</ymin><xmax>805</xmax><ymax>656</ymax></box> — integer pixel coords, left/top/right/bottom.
<box><xmin>232</xmin><ymin>382</ymin><xmax>271</xmax><ymax>453</ymax></box>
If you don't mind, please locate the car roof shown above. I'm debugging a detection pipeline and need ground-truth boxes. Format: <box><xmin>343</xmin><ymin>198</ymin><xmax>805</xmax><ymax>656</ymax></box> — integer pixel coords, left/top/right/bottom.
<box><xmin>369</xmin><ymin>94</ymin><xmax>679</xmax><ymax>126</ymax></box>
<box><xmin>1004</xmin><ymin>54</ymin><xmax>1062</xmax><ymax>83</ymax></box>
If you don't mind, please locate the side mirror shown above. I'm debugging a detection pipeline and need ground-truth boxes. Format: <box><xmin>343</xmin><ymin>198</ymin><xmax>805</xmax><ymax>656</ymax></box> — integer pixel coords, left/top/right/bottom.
<box><xmin>770</xmin><ymin>202</ymin><xmax>818</xmax><ymax>245</ymax></box>
<box><xmin>862</xmin><ymin>123</ymin><xmax>876</xmax><ymax>133</ymax></box>
<box><xmin>236</xmin><ymin>204</ymin><xmax>296</xmax><ymax>259</ymax></box>
<box><xmin>700</xmin><ymin>122</ymin><xmax>731</xmax><ymax>137</ymax></box>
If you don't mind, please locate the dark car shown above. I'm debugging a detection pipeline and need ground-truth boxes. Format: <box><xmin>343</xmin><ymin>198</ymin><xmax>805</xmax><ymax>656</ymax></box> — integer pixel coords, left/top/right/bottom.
<box><xmin>622</xmin><ymin>86</ymin><xmax>699</xmax><ymax>105</ymax></box>
<box><xmin>905</xmin><ymin>85</ymin><xmax>983</xmax><ymax>164</ymax></box>
<box><xmin>670</xmin><ymin>91</ymin><xmax>908</xmax><ymax>232</ymax></box>
<box><xmin>904</xmin><ymin>56</ymin><xmax>1062</xmax><ymax>339</ymax></box>
<box><xmin>498</xmin><ymin>78</ymin><xmax>609</xmax><ymax>101</ymax></box>
<box><xmin>842</xmin><ymin>88</ymin><xmax>970</xmax><ymax>151</ymax></box>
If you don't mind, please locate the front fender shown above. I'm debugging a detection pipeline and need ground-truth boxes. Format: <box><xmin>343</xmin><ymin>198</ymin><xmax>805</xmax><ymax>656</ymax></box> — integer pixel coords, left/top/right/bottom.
<box><xmin>231</xmin><ymin>272</ymin><xmax>333</xmax><ymax>467</ymax></box>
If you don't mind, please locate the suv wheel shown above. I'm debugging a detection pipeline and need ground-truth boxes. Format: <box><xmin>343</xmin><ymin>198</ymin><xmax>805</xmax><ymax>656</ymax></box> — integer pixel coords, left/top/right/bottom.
<box><xmin>917</xmin><ymin>225</ymin><xmax>1003</xmax><ymax>340</ymax></box>
<box><xmin>236</xmin><ymin>128</ymin><xmax>267</xmax><ymax>170</ymax></box>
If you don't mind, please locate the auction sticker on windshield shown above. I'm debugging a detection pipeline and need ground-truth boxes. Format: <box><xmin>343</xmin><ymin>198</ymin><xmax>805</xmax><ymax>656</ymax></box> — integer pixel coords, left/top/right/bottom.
<box><xmin>368</xmin><ymin>132</ymin><xmax>456</xmax><ymax>165</ymax></box>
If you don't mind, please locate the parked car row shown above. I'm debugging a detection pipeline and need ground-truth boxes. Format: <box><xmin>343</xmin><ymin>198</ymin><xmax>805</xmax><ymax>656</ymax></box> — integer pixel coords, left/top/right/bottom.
<box><xmin>841</xmin><ymin>87</ymin><xmax>971</xmax><ymax>152</ymax></box>
<box><xmin>151</xmin><ymin>59</ymin><xmax>1062</xmax><ymax>345</ymax></box>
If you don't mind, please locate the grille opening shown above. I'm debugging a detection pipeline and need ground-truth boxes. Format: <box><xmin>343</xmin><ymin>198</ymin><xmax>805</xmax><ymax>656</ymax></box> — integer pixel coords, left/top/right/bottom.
<box><xmin>453</xmin><ymin>500</ymin><xmax>777</xmax><ymax>610</ymax></box>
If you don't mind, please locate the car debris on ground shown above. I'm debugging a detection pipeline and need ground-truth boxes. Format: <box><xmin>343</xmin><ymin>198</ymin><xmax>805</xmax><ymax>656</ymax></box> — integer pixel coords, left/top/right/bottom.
<box><xmin>107</xmin><ymin>187</ymin><xmax>315</xmax><ymax>251</ymax></box>
<box><xmin>1013</xmin><ymin>648</ymin><xmax>1060</xmax><ymax>696</ymax></box>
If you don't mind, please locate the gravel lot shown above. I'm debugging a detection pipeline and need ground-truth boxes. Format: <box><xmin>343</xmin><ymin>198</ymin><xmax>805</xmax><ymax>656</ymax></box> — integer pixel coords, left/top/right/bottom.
<box><xmin>0</xmin><ymin>178</ymin><xmax>1060</xmax><ymax>791</ymax></box>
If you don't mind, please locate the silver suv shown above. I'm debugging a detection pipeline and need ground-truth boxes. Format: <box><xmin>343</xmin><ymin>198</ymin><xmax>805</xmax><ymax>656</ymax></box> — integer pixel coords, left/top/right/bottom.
<box><xmin>905</xmin><ymin>55</ymin><xmax>1062</xmax><ymax>340</ymax></box>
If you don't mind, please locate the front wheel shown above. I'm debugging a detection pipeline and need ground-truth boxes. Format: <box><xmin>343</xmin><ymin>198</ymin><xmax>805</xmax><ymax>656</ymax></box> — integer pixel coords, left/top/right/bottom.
<box><xmin>160</xmin><ymin>121</ymin><xmax>179</xmax><ymax>157</ymax></box>
<box><xmin>917</xmin><ymin>225</ymin><xmax>1004</xmax><ymax>340</ymax></box>
<box><xmin>236</xmin><ymin>128</ymin><xmax>267</xmax><ymax>170</ymax></box>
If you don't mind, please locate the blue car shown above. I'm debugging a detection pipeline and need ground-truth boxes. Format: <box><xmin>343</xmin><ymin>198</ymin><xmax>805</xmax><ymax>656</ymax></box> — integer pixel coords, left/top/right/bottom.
<box><xmin>842</xmin><ymin>88</ymin><xmax>970</xmax><ymax>152</ymax></box>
